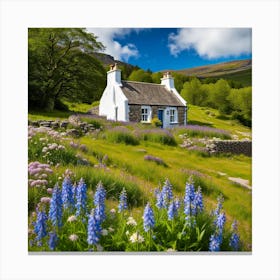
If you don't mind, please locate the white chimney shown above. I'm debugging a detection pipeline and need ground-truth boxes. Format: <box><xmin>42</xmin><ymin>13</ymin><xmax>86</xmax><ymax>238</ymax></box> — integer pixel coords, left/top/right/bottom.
<box><xmin>160</xmin><ymin>71</ymin><xmax>175</xmax><ymax>90</ymax></box>
<box><xmin>107</xmin><ymin>63</ymin><xmax>122</xmax><ymax>86</ymax></box>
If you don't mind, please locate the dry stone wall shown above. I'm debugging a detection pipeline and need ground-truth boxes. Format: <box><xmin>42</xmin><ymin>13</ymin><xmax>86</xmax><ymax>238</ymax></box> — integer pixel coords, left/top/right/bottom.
<box><xmin>210</xmin><ymin>140</ymin><xmax>252</xmax><ymax>156</ymax></box>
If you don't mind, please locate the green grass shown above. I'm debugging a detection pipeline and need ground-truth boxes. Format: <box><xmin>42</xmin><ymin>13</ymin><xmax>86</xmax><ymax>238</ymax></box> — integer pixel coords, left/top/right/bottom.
<box><xmin>187</xmin><ymin>105</ymin><xmax>252</xmax><ymax>139</ymax></box>
<box><xmin>218</xmin><ymin>68</ymin><xmax>252</xmax><ymax>87</ymax></box>
<box><xmin>28</xmin><ymin>104</ymin><xmax>252</xmax><ymax>250</ymax></box>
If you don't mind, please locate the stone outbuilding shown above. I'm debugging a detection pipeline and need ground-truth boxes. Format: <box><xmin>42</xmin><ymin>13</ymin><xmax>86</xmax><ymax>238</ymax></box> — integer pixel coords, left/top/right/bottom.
<box><xmin>99</xmin><ymin>64</ymin><xmax>187</xmax><ymax>128</ymax></box>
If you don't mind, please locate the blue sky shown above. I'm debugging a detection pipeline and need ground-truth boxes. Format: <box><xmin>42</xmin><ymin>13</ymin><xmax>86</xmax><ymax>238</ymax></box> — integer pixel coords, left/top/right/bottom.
<box><xmin>87</xmin><ymin>28</ymin><xmax>252</xmax><ymax>72</ymax></box>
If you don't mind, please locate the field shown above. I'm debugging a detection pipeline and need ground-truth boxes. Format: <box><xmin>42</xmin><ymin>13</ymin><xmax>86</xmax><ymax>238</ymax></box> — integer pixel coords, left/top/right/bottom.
<box><xmin>28</xmin><ymin>105</ymin><xmax>251</xmax><ymax>252</ymax></box>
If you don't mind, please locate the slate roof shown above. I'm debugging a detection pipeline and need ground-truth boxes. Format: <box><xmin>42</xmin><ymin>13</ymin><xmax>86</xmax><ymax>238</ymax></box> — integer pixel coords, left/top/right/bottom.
<box><xmin>121</xmin><ymin>80</ymin><xmax>185</xmax><ymax>107</ymax></box>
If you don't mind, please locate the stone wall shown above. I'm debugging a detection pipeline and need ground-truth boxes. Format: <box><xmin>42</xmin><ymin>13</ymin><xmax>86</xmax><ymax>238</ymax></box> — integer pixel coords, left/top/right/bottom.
<box><xmin>128</xmin><ymin>105</ymin><xmax>142</xmax><ymax>122</ymax></box>
<box><xmin>177</xmin><ymin>107</ymin><xmax>186</xmax><ymax>126</ymax></box>
<box><xmin>210</xmin><ymin>140</ymin><xmax>252</xmax><ymax>157</ymax></box>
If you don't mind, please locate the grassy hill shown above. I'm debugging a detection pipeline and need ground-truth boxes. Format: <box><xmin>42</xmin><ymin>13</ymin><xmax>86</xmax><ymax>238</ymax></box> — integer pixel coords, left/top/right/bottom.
<box><xmin>28</xmin><ymin>105</ymin><xmax>252</xmax><ymax>251</ymax></box>
<box><xmin>163</xmin><ymin>59</ymin><xmax>252</xmax><ymax>86</ymax></box>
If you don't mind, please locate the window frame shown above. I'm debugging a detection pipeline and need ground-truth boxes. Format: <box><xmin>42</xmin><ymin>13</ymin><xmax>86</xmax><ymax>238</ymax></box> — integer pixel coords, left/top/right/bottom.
<box><xmin>141</xmin><ymin>106</ymin><xmax>151</xmax><ymax>123</ymax></box>
<box><xmin>169</xmin><ymin>107</ymin><xmax>178</xmax><ymax>124</ymax></box>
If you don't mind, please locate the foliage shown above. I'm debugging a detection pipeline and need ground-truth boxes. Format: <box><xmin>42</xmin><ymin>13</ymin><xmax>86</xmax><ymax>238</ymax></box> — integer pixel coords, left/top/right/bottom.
<box><xmin>104</xmin><ymin>127</ymin><xmax>140</xmax><ymax>145</ymax></box>
<box><xmin>28</xmin><ymin>28</ymin><xmax>106</xmax><ymax>111</ymax></box>
<box><xmin>128</xmin><ymin>69</ymin><xmax>153</xmax><ymax>83</ymax></box>
<box><xmin>151</xmin><ymin>117</ymin><xmax>162</xmax><ymax>127</ymax></box>
<box><xmin>28</xmin><ymin>178</ymin><xmax>242</xmax><ymax>252</ymax></box>
<box><xmin>135</xmin><ymin>129</ymin><xmax>177</xmax><ymax>146</ymax></box>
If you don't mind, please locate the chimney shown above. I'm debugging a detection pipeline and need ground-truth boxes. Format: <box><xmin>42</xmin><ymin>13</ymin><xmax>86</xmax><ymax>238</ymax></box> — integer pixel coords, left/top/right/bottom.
<box><xmin>160</xmin><ymin>71</ymin><xmax>175</xmax><ymax>90</ymax></box>
<box><xmin>107</xmin><ymin>63</ymin><xmax>122</xmax><ymax>86</ymax></box>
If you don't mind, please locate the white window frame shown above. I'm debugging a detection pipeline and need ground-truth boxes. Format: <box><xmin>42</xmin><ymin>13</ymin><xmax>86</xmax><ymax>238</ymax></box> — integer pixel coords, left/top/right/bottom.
<box><xmin>141</xmin><ymin>106</ymin><xmax>152</xmax><ymax>123</ymax></box>
<box><xmin>169</xmin><ymin>107</ymin><xmax>178</xmax><ymax>124</ymax></box>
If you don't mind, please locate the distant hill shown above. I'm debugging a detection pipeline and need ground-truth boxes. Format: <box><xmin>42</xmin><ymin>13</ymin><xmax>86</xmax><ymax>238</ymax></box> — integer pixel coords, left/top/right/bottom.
<box><xmin>162</xmin><ymin>59</ymin><xmax>252</xmax><ymax>86</ymax></box>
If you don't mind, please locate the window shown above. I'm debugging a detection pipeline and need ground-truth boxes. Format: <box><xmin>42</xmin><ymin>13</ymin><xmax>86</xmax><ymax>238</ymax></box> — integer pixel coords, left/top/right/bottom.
<box><xmin>141</xmin><ymin>106</ymin><xmax>151</xmax><ymax>122</ymax></box>
<box><xmin>169</xmin><ymin>108</ymin><xmax>177</xmax><ymax>123</ymax></box>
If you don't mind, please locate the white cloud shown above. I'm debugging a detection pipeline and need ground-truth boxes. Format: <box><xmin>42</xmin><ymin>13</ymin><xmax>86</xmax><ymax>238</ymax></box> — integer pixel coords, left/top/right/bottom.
<box><xmin>168</xmin><ymin>28</ymin><xmax>252</xmax><ymax>59</ymax></box>
<box><xmin>87</xmin><ymin>28</ymin><xmax>139</xmax><ymax>62</ymax></box>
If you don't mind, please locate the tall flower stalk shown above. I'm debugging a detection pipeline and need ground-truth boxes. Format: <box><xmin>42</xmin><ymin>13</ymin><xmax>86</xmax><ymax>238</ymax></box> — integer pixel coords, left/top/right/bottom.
<box><xmin>49</xmin><ymin>184</ymin><xmax>63</xmax><ymax>228</ymax></box>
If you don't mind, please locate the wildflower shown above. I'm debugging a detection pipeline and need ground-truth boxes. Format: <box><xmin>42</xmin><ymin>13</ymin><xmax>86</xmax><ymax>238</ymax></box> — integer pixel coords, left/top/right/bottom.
<box><xmin>49</xmin><ymin>184</ymin><xmax>63</xmax><ymax>228</ymax></box>
<box><xmin>162</xmin><ymin>179</ymin><xmax>173</xmax><ymax>201</ymax></box>
<box><xmin>34</xmin><ymin>208</ymin><xmax>48</xmax><ymax>245</ymax></box>
<box><xmin>108</xmin><ymin>227</ymin><xmax>114</xmax><ymax>232</ymax></box>
<box><xmin>47</xmin><ymin>188</ymin><xmax>53</xmax><ymax>194</ymax></box>
<box><xmin>213</xmin><ymin>194</ymin><xmax>224</xmax><ymax>216</ymax></box>
<box><xmin>93</xmin><ymin>181</ymin><xmax>106</xmax><ymax>222</ymax></box>
<box><xmin>69</xmin><ymin>234</ymin><xmax>79</xmax><ymax>242</ymax></box>
<box><xmin>75</xmin><ymin>178</ymin><xmax>87</xmax><ymax>216</ymax></box>
<box><xmin>110</xmin><ymin>208</ymin><xmax>116</xmax><ymax>215</ymax></box>
<box><xmin>126</xmin><ymin>230</ymin><xmax>130</xmax><ymax>236</ymax></box>
<box><xmin>48</xmin><ymin>232</ymin><xmax>58</xmax><ymax>250</ymax></box>
<box><xmin>129</xmin><ymin>232</ymin><xmax>145</xmax><ymax>243</ymax></box>
<box><xmin>193</xmin><ymin>186</ymin><xmax>204</xmax><ymax>215</ymax></box>
<box><xmin>184</xmin><ymin>182</ymin><xmax>196</xmax><ymax>226</ymax></box>
<box><xmin>67</xmin><ymin>215</ymin><xmax>77</xmax><ymax>223</ymax></box>
<box><xmin>87</xmin><ymin>209</ymin><xmax>101</xmax><ymax>245</ymax></box>
<box><xmin>156</xmin><ymin>190</ymin><xmax>165</xmax><ymax>209</ymax></box>
<box><xmin>143</xmin><ymin>203</ymin><xmax>155</xmax><ymax>232</ymax></box>
<box><xmin>118</xmin><ymin>188</ymin><xmax>128</xmax><ymax>212</ymax></box>
<box><xmin>40</xmin><ymin>197</ymin><xmax>51</xmax><ymax>204</ymax></box>
<box><xmin>168</xmin><ymin>200</ymin><xmax>178</xmax><ymax>220</ymax></box>
<box><xmin>215</xmin><ymin>212</ymin><xmax>226</xmax><ymax>233</ymax></box>
<box><xmin>166</xmin><ymin>248</ymin><xmax>176</xmax><ymax>252</ymax></box>
<box><xmin>62</xmin><ymin>176</ymin><xmax>74</xmax><ymax>211</ymax></box>
<box><xmin>126</xmin><ymin>216</ymin><xmax>137</xmax><ymax>226</ymax></box>
<box><xmin>209</xmin><ymin>234</ymin><xmax>222</xmax><ymax>252</ymax></box>
<box><xmin>101</xmin><ymin>229</ymin><xmax>108</xmax><ymax>236</ymax></box>
<box><xmin>229</xmin><ymin>220</ymin><xmax>240</xmax><ymax>251</ymax></box>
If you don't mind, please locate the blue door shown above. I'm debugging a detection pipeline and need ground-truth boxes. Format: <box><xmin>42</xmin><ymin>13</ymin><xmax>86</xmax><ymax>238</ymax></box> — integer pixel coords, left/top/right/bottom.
<box><xmin>158</xmin><ymin>109</ymin><xmax>164</xmax><ymax>128</ymax></box>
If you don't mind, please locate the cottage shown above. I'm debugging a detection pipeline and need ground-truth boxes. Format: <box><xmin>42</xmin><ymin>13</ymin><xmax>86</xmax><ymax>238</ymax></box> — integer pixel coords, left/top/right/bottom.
<box><xmin>99</xmin><ymin>64</ymin><xmax>187</xmax><ymax>128</ymax></box>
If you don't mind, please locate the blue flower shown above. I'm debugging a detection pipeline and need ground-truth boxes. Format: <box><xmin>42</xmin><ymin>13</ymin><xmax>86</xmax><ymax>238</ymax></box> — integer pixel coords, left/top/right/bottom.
<box><xmin>162</xmin><ymin>179</ymin><xmax>173</xmax><ymax>201</ymax></box>
<box><xmin>213</xmin><ymin>194</ymin><xmax>224</xmax><ymax>216</ymax></box>
<box><xmin>62</xmin><ymin>176</ymin><xmax>74</xmax><ymax>211</ymax></box>
<box><xmin>34</xmin><ymin>208</ymin><xmax>48</xmax><ymax>245</ymax></box>
<box><xmin>93</xmin><ymin>181</ymin><xmax>106</xmax><ymax>222</ymax></box>
<box><xmin>87</xmin><ymin>209</ymin><xmax>101</xmax><ymax>245</ymax></box>
<box><xmin>118</xmin><ymin>188</ymin><xmax>128</xmax><ymax>212</ymax></box>
<box><xmin>184</xmin><ymin>182</ymin><xmax>195</xmax><ymax>217</ymax></box>
<box><xmin>49</xmin><ymin>184</ymin><xmax>63</xmax><ymax>228</ymax></box>
<box><xmin>156</xmin><ymin>191</ymin><xmax>165</xmax><ymax>209</ymax></box>
<box><xmin>48</xmin><ymin>232</ymin><xmax>58</xmax><ymax>250</ymax></box>
<box><xmin>75</xmin><ymin>178</ymin><xmax>87</xmax><ymax>217</ymax></box>
<box><xmin>209</xmin><ymin>233</ymin><xmax>222</xmax><ymax>252</ymax></box>
<box><xmin>193</xmin><ymin>186</ymin><xmax>204</xmax><ymax>215</ymax></box>
<box><xmin>215</xmin><ymin>212</ymin><xmax>226</xmax><ymax>233</ymax></box>
<box><xmin>168</xmin><ymin>200</ymin><xmax>178</xmax><ymax>220</ymax></box>
<box><xmin>229</xmin><ymin>220</ymin><xmax>240</xmax><ymax>251</ymax></box>
<box><xmin>143</xmin><ymin>203</ymin><xmax>155</xmax><ymax>232</ymax></box>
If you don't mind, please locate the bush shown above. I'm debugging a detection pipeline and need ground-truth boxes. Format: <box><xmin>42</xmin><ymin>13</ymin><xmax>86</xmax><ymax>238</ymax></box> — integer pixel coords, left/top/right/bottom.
<box><xmin>151</xmin><ymin>117</ymin><xmax>162</xmax><ymax>127</ymax></box>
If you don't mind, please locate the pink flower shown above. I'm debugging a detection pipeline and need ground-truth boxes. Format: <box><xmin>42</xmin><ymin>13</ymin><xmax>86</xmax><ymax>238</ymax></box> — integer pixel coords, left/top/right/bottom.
<box><xmin>40</xmin><ymin>197</ymin><xmax>51</xmax><ymax>203</ymax></box>
<box><xmin>69</xmin><ymin>234</ymin><xmax>78</xmax><ymax>241</ymax></box>
<box><xmin>47</xmin><ymin>188</ymin><xmax>53</xmax><ymax>194</ymax></box>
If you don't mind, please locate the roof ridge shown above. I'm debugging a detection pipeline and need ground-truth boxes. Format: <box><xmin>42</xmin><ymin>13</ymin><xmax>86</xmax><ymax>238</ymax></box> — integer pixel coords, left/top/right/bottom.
<box><xmin>122</xmin><ymin>80</ymin><xmax>164</xmax><ymax>86</ymax></box>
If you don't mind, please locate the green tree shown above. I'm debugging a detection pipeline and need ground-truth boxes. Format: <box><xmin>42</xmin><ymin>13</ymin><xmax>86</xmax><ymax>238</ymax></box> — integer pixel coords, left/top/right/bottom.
<box><xmin>180</xmin><ymin>77</ymin><xmax>207</xmax><ymax>106</ymax></box>
<box><xmin>128</xmin><ymin>69</ymin><xmax>153</xmax><ymax>83</ymax></box>
<box><xmin>151</xmin><ymin>72</ymin><xmax>162</xmax><ymax>84</ymax></box>
<box><xmin>28</xmin><ymin>28</ymin><xmax>105</xmax><ymax>111</ymax></box>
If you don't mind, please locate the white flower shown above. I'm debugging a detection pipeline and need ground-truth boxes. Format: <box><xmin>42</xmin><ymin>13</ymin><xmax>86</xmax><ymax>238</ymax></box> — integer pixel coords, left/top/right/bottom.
<box><xmin>69</xmin><ymin>234</ymin><xmax>78</xmax><ymax>241</ymax></box>
<box><xmin>67</xmin><ymin>215</ymin><xmax>77</xmax><ymax>222</ymax></box>
<box><xmin>110</xmin><ymin>208</ymin><xmax>116</xmax><ymax>214</ymax></box>
<box><xmin>125</xmin><ymin>230</ymin><xmax>130</xmax><ymax>236</ymax></box>
<box><xmin>126</xmin><ymin>216</ymin><xmax>137</xmax><ymax>226</ymax></box>
<box><xmin>166</xmin><ymin>248</ymin><xmax>177</xmax><ymax>252</ymax></box>
<box><xmin>108</xmin><ymin>227</ymin><xmax>114</xmax><ymax>232</ymax></box>
<box><xmin>101</xmin><ymin>229</ymin><xmax>108</xmax><ymax>236</ymax></box>
<box><xmin>129</xmin><ymin>232</ymin><xmax>144</xmax><ymax>244</ymax></box>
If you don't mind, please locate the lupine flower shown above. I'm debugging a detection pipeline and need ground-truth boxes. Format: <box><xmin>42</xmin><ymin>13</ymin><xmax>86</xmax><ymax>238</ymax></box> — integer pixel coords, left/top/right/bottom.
<box><xmin>48</xmin><ymin>232</ymin><xmax>58</xmax><ymax>250</ymax></box>
<box><xmin>184</xmin><ymin>182</ymin><xmax>195</xmax><ymax>216</ymax></box>
<box><xmin>174</xmin><ymin>197</ymin><xmax>181</xmax><ymax>211</ymax></box>
<box><xmin>193</xmin><ymin>186</ymin><xmax>204</xmax><ymax>214</ymax></box>
<box><xmin>229</xmin><ymin>220</ymin><xmax>240</xmax><ymax>251</ymax></box>
<box><xmin>209</xmin><ymin>234</ymin><xmax>222</xmax><ymax>252</ymax></box>
<box><xmin>168</xmin><ymin>200</ymin><xmax>178</xmax><ymax>220</ymax></box>
<box><xmin>34</xmin><ymin>208</ymin><xmax>48</xmax><ymax>245</ymax></box>
<box><xmin>94</xmin><ymin>181</ymin><xmax>106</xmax><ymax>222</ymax></box>
<box><xmin>143</xmin><ymin>203</ymin><xmax>155</xmax><ymax>232</ymax></box>
<box><xmin>75</xmin><ymin>178</ymin><xmax>87</xmax><ymax>216</ymax></box>
<box><xmin>62</xmin><ymin>176</ymin><xmax>74</xmax><ymax>211</ymax></box>
<box><xmin>162</xmin><ymin>179</ymin><xmax>173</xmax><ymax>201</ymax></box>
<box><xmin>69</xmin><ymin>234</ymin><xmax>79</xmax><ymax>242</ymax></box>
<box><xmin>118</xmin><ymin>188</ymin><xmax>128</xmax><ymax>212</ymax></box>
<box><xmin>213</xmin><ymin>194</ymin><xmax>224</xmax><ymax>216</ymax></box>
<box><xmin>215</xmin><ymin>212</ymin><xmax>226</xmax><ymax>233</ymax></box>
<box><xmin>129</xmin><ymin>232</ymin><xmax>145</xmax><ymax>243</ymax></box>
<box><xmin>87</xmin><ymin>209</ymin><xmax>101</xmax><ymax>245</ymax></box>
<box><xmin>156</xmin><ymin>190</ymin><xmax>165</xmax><ymax>209</ymax></box>
<box><xmin>49</xmin><ymin>184</ymin><xmax>63</xmax><ymax>228</ymax></box>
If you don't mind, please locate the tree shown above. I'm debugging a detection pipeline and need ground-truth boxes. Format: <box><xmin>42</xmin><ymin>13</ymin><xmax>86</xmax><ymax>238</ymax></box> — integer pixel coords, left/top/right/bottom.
<box><xmin>151</xmin><ymin>72</ymin><xmax>162</xmax><ymax>84</ymax></box>
<box><xmin>128</xmin><ymin>69</ymin><xmax>152</xmax><ymax>83</ymax></box>
<box><xmin>28</xmin><ymin>28</ymin><xmax>105</xmax><ymax>111</ymax></box>
<box><xmin>180</xmin><ymin>77</ymin><xmax>207</xmax><ymax>106</ymax></box>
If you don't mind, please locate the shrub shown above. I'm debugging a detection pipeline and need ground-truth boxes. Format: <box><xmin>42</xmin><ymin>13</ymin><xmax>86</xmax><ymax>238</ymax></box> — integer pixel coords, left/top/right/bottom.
<box><xmin>144</xmin><ymin>155</ymin><xmax>167</xmax><ymax>166</ymax></box>
<box><xmin>151</xmin><ymin>117</ymin><xmax>162</xmax><ymax>127</ymax></box>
